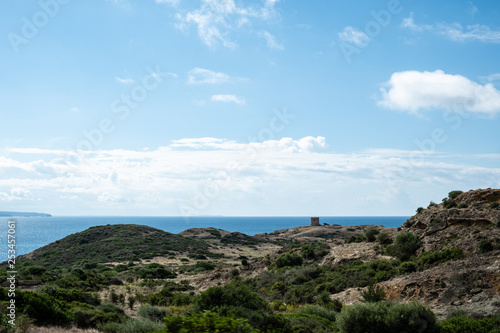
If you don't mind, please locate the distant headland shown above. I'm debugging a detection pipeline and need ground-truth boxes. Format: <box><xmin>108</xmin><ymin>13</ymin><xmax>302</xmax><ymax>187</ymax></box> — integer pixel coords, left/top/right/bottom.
<box><xmin>0</xmin><ymin>211</ymin><xmax>51</xmax><ymax>217</ymax></box>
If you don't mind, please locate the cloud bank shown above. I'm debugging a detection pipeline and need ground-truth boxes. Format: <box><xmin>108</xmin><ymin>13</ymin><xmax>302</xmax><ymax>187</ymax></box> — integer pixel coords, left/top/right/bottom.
<box><xmin>1</xmin><ymin>137</ymin><xmax>498</xmax><ymax>216</ymax></box>
<box><xmin>378</xmin><ymin>70</ymin><xmax>500</xmax><ymax>114</ymax></box>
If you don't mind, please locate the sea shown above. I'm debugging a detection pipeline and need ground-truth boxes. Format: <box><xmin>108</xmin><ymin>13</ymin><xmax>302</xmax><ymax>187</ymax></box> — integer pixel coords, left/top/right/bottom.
<box><xmin>0</xmin><ymin>216</ymin><xmax>409</xmax><ymax>259</ymax></box>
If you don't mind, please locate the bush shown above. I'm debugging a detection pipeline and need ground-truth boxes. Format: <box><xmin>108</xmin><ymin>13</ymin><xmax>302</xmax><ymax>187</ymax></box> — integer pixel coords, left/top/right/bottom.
<box><xmin>490</xmin><ymin>202</ymin><xmax>500</xmax><ymax>209</ymax></box>
<box><xmin>376</xmin><ymin>233</ymin><xmax>392</xmax><ymax>245</ymax></box>
<box><xmin>347</xmin><ymin>234</ymin><xmax>366</xmax><ymax>243</ymax></box>
<box><xmin>416</xmin><ymin>207</ymin><xmax>424</xmax><ymax>214</ymax></box>
<box><xmin>337</xmin><ymin>302</ymin><xmax>438</xmax><ymax>333</ymax></box>
<box><xmin>448</xmin><ymin>190</ymin><xmax>463</xmax><ymax>200</ymax></box>
<box><xmin>99</xmin><ymin>318</ymin><xmax>164</xmax><ymax>333</ymax></box>
<box><xmin>385</xmin><ymin>232</ymin><xmax>422</xmax><ymax>261</ymax></box>
<box><xmin>479</xmin><ymin>240</ymin><xmax>494</xmax><ymax>253</ymax></box>
<box><xmin>365</xmin><ymin>228</ymin><xmax>380</xmax><ymax>242</ymax></box>
<box><xmin>275</xmin><ymin>253</ymin><xmax>303</xmax><ymax>268</ymax></box>
<box><xmin>300</xmin><ymin>242</ymin><xmax>330</xmax><ymax>259</ymax></box>
<box><xmin>418</xmin><ymin>247</ymin><xmax>465</xmax><ymax>270</ymax></box>
<box><xmin>138</xmin><ymin>263</ymin><xmax>176</xmax><ymax>279</ymax></box>
<box><xmin>439</xmin><ymin>314</ymin><xmax>500</xmax><ymax>333</ymax></box>
<box><xmin>361</xmin><ymin>284</ymin><xmax>386</xmax><ymax>303</ymax></box>
<box><xmin>137</xmin><ymin>305</ymin><xmax>167</xmax><ymax>322</ymax></box>
<box><xmin>287</xmin><ymin>305</ymin><xmax>337</xmax><ymax>333</ymax></box>
<box><xmin>195</xmin><ymin>283</ymin><xmax>268</xmax><ymax>312</ymax></box>
<box><xmin>398</xmin><ymin>261</ymin><xmax>418</xmax><ymax>275</ymax></box>
<box><xmin>162</xmin><ymin>311</ymin><xmax>259</xmax><ymax>333</ymax></box>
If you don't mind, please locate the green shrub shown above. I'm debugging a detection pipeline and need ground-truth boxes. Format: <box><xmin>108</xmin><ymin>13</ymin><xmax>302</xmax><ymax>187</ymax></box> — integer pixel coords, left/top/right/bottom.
<box><xmin>479</xmin><ymin>240</ymin><xmax>493</xmax><ymax>253</ymax></box>
<box><xmin>418</xmin><ymin>247</ymin><xmax>464</xmax><ymax>270</ymax></box>
<box><xmin>385</xmin><ymin>232</ymin><xmax>422</xmax><ymax>261</ymax></box>
<box><xmin>337</xmin><ymin>302</ymin><xmax>438</xmax><ymax>333</ymax></box>
<box><xmin>365</xmin><ymin>228</ymin><xmax>380</xmax><ymax>242</ymax></box>
<box><xmin>161</xmin><ymin>311</ymin><xmax>259</xmax><ymax>333</ymax></box>
<box><xmin>137</xmin><ymin>305</ymin><xmax>167</xmax><ymax>322</ymax></box>
<box><xmin>448</xmin><ymin>190</ymin><xmax>463</xmax><ymax>200</ymax></box>
<box><xmin>347</xmin><ymin>234</ymin><xmax>366</xmax><ymax>243</ymax></box>
<box><xmin>376</xmin><ymin>232</ymin><xmax>392</xmax><ymax>245</ymax></box>
<box><xmin>439</xmin><ymin>314</ymin><xmax>500</xmax><ymax>333</ymax></box>
<box><xmin>195</xmin><ymin>283</ymin><xmax>268</xmax><ymax>312</ymax></box>
<box><xmin>287</xmin><ymin>305</ymin><xmax>337</xmax><ymax>333</ymax></box>
<box><xmin>428</xmin><ymin>201</ymin><xmax>437</xmax><ymax>208</ymax></box>
<box><xmin>490</xmin><ymin>202</ymin><xmax>500</xmax><ymax>209</ymax></box>
<box><xmin>416</xmin><ymin>207</ymin><xmax>425</xmax><ymax>213</ymax></box>
<box><xmin>398</xmin><ymin>261</ymin><xmax>418</xmax><ymax>275</ymax></box>
<box><xmin>138</xmin><ymin>263</ymin><xmax>176</xmax><ymax>279</ymax></box>
<box><xmin>300</xmin><ymin>242</ymin><xmax>330</xmax><ymax>259</ymax></box>
<box><xmin>1</xmin><ymin>288</ymin><xmax>71</xmax><ymax>326</ymax></box>
<box><xmin>361</xmin><ymin>284</ymin><xmax>386</xmax><ymax>303</ymax></box>
<box><xmin>24</xmin><ymin>265</ymin><xmax>47</xmax><ymax>276</ymax></box>
<box><xmin>275</xmin><ymin>253</ymin><xmax>303</xmax><ymax>268</ymax></box>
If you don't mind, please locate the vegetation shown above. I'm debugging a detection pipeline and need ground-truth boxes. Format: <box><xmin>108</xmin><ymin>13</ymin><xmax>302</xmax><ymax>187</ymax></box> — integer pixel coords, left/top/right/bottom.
<box><xmin>3</xmin><ymin>198</ymin><xmax>499</xmax><ymax>333</ymax></box>
<box><xmin>384</xmin><ymin>232</ymin><xmax>422</xmax><ymax>261</ymax></box>
<box><xmin>336</xmin><ymin>302</ymin><xmax>439</xmax><ymax>333</ymax></box>
<box><xmin>361</xmin><ymin>283</ymin><xmax>386</xmax><ymax>303</ymax></box>
<box><xmin>162</xmin><ymin>311</ymin><xmax>260</xmax><ymax>333</ymax></box>
<box><xmin>417</xmin><ymin>247</ymin><xmax>464</xmax><ymax>270</ymax></box>
<box><xmin>365</xmin><ymin>228</ymin><xmax>380</xmax><ymax>242</ymax></box>
<box><xmin>439</xmin><ymin>314</ymin><xmax>500</xmax><ymax>333</ymax></box>
<box><xmin>18</xmin><ymin>224</ymin><xmax>212</xmax><ymax>267</ymax></box>
<box><xmin>479</xmin><ymin>240</ymin><xmax>494</xmax><ymax>253</ymax></box>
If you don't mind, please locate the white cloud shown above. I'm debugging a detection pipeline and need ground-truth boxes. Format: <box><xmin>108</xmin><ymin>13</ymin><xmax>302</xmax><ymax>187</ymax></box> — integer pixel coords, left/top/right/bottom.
<box><xmin>436</xmin><ymin>23</ymin><xmax>500</xmax><ymax>43</ymax></box>
<box><xmin>1</xmin><ymin>137</ymin><xmax>499</xmax><ymax>215</ymax></box>
<box><xmin>401</xmin><ymin>12</ymin><xmax>431</xmax><ymax>33</ymax></box>
<box><xmin>378</xmin><ymin>70</ymin><xmax>500</xmax><ymax>114</ymax></box>
<box><xmin>187</xmin><ymin>68</ymin><xmax>236</xmax><ymax>84</ymax></box>
<box><xmin>211</xmin><ymin>94</ymin><xmax>245</xmax><ymax>104</ymax></box>
<box><xmin>400</xmin><ymin>14</ymin><xmax>500</xmax><ymax>44</ymax></box>
<box><xmin>69</xmin><ymin>107</ymin><xmax>80</xmax><ymax>113</ymax></box>
<box><xmin>262</xmin><ymin>31</ymin><xmax>284</xmax><ymax>50</ymax></box>
<box><xmin>116</xmin><ymin>77</ymin><xmax>135</xmax><ymax>84</ymax></box>
<box><xmin>481</xmin><ymin>73</ymin><xmax>500</xmax><ymax>83</ymax></box>
<box><xmin>338</xmin><ymin>26</ymin><xmax>370</xmax><ymax>46</ymax></box>
<box><xmin>176</xmin><ymin>0</ymin><xmax>280</xmax><ymax>48</ymax></box>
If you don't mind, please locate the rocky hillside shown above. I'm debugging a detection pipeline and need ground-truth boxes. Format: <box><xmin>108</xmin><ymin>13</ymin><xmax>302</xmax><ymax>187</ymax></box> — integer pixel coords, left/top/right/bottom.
<box><xmin>379</xmin><ymin>188</ymin><xmax>500</xmax><ymax>318</ymax></box>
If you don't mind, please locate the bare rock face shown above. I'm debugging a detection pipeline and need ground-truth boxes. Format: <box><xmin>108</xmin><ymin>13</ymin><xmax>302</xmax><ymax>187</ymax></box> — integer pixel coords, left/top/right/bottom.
<box><xmin>321</xmin><ymin>242</ymin><xmax>390</xmax><ymax>266</ymax></box>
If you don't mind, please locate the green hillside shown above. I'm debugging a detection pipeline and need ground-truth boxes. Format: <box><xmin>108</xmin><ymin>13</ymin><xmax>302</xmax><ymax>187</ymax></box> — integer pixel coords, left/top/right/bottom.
<box><xmin>21</xmin><ymin>224</ymin><xmax>212</xmax><ymax>267</ymax></box>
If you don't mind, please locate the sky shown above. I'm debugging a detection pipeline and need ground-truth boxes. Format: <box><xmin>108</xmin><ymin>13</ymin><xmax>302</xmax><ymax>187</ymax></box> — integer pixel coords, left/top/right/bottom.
<box><xmin>0</xmin><ymin>0</ymin><xmax>499</xmax><ymax>217</ymax></box>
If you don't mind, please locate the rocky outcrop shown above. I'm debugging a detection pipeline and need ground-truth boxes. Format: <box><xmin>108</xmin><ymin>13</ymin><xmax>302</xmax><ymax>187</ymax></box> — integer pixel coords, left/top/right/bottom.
<box><xmin>401</xmin><ymin>189</ymin><xmax>500</xmax><ymax>254</ymax></box>
<box><xmin>380</xmin><ymin>253</ymin><xmax>500</xmax><ymax>318</ymax></box>
<box><xmin>321</xmin><ymin>242</ymin><xmax>391</xmax><ymax>266</ymax></box>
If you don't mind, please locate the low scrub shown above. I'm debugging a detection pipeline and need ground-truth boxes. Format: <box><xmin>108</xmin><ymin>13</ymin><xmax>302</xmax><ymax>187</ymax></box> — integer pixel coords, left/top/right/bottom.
<box><xmin>336</xmin><ymin>302</ymin><xmax>439</xmax><ymax>333</ymax></box>
<box><xmin>418</xmin><ymin>247</ymin><xmax>464</xmax><ymax>270</ymax></box>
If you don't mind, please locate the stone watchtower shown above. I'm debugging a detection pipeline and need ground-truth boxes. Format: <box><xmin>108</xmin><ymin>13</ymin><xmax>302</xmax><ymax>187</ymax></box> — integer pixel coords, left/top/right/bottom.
<box><xmin>310</xmin><ymin>217</ymin><xmax>320</xmax><ymax>226</ymax></box>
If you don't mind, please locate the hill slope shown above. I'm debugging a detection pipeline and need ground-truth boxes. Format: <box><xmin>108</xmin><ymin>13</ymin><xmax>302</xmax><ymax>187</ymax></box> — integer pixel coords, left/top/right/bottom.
<box><xmin>20</xmin><ymin>224</ymin><xmax>212</xmax><ymax>267</ymax></box>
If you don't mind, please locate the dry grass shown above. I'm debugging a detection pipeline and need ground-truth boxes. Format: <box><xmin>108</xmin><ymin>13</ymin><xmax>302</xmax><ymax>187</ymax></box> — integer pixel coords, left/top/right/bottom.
<box><xmin>27</xmin><ymin>327</ymin><xmax>100</xmax><ymax>333</ymax></box>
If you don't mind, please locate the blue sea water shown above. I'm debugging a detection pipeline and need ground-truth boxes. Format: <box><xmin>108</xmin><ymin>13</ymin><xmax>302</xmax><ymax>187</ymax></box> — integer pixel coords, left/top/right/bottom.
<box><xmin>0</xmin><ymin>216</ymin><xmax>409</xmax><ymax>259</ymax></box>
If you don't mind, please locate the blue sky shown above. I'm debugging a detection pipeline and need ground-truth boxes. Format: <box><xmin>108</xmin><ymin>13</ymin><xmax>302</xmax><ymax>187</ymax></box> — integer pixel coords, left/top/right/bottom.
<box><xmin>0</xmin><ymin>0</ymin><xmax>499</xmax><ymax>216</ymax></box>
